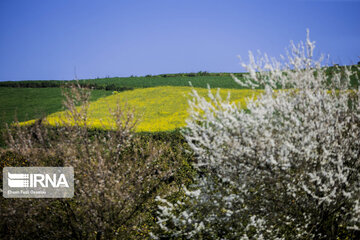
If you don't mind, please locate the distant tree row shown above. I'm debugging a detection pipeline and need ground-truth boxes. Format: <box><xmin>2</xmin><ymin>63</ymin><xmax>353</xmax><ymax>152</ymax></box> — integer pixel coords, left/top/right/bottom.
<box><xmin>144</xmin><ymin>71</ymin><xmax>245</xmax><ymax>78</ymax></box>
<box><xmin>0</xmin><ymin>80</ymin><xmax>133</xmax><ymax>92</ymax></box>
<box><xmin>0</xmin><ymin>80</ymin><xmax>63</xmax><ymax>88</ymax></box>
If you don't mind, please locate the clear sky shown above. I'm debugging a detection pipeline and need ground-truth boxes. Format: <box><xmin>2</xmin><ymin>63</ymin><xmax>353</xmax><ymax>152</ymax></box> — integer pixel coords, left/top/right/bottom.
<box><xmin>0</xmin><ymin>0</ymin><xmax>359</xmax><ymax>81</ymax></box>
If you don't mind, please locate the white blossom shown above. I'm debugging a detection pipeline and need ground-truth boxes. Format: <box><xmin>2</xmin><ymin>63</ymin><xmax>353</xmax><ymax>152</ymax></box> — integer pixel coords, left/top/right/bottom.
<box><xmin>153</xmin><ymin>30</ymin><xmax>360</xmax><ymax>239</ymax></box>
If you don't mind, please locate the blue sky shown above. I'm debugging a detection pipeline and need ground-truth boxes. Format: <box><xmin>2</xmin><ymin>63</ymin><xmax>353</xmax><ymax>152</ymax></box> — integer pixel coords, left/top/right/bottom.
<box><xmin>0</xmin><ymin>0</ymin><xmax>359</xmax><ymax>81</ymax></box>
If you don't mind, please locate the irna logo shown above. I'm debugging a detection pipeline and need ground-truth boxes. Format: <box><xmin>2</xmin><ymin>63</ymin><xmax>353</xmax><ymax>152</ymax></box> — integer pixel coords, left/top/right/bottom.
<box><xmin>7</xmin><ymin>172</ymin><xmax>69</xmax><ymax>188</ymax></box>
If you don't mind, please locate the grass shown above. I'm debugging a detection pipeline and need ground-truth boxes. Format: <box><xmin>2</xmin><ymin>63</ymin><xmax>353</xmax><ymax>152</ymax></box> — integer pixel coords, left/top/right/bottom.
<box><xmin>0</xmin><ymin>87</ymin><xmax>112</xmax><ymax>126</ymax></box>
<box><xmin>23</xmin><ymin>86</ymin><xmax>263</xmax><ymax>132</ymax></box>
<box><xmin>0</xmin><ymin>75</ymin><xmax>248</xmax><ymax>90</ymax></box>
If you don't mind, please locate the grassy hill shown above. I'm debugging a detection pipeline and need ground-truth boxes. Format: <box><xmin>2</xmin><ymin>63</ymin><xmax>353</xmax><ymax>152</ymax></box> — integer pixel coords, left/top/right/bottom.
<box><xmin>0</xmin><ymin>87</ymin><xmax>111</xmax><ymax>125</ymax></box>
<box><xmin>76</xmin><ymin>74</ymin><xmax>247</xmax><ymax>89</ymax></box>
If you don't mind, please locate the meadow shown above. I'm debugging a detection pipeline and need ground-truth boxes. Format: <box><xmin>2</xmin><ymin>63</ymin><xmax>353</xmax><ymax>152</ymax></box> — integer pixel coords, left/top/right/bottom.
<box><xmin>0</xmin><ymin>87</ymin><xmax>111</xmax><ymax>125</ymax></box>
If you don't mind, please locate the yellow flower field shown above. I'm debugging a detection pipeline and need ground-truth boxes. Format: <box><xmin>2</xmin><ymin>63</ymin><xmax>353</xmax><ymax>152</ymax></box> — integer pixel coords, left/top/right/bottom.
<box><xmin>21</xmin><ymin>86</ymin><xmax>262</xmax><ymax>132</ymax></box>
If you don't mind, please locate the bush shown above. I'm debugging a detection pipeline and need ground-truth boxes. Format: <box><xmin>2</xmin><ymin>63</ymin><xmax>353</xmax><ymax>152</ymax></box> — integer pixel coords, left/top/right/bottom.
<box><xmin>1</xmin><ymin>84</ymin><xmax>194</xmax><ymax>239</ymax></box>
<box><xmin>197</xmin><ymin>71</ymin><xmax>210</xmax><ymax>76</ymax></box>
<box><xmin>153</xmin><ymin>30</ymin><xmax>360</xmax><ymax>239</ymax></box>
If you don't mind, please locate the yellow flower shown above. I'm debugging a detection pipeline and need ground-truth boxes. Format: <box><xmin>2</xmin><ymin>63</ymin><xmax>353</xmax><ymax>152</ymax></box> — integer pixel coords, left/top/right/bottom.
<box><xmin>20</xmin><ymin>86</ymin><xmax>262</xmax><ymax>132</ymax></box>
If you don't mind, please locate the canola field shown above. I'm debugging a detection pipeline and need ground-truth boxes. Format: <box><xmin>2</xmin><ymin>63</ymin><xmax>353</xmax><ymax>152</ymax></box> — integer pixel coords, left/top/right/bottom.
<box><xmin>22</xmin><ymin>86</ymin><xmax>262</xmax><ymax>132</ymax></box>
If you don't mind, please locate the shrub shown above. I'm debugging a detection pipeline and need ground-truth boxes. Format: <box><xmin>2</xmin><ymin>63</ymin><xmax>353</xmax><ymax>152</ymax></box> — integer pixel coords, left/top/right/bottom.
<box><xmin>197</xmin><ymin>71</ymin><xmax>210</xmax><ymax>76</ymax></box>
<box><xmin>1</xmin><ymin>84</ymin><xmax>190</xmax><ymax>239</ymax></box>
<box><xmin>153</xmin><ymin>30</ymin><xmax>360</xmax><ymax>239</ymax></box>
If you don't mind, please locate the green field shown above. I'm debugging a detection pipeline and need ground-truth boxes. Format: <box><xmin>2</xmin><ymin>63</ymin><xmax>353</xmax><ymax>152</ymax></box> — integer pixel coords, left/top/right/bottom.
<box><xmin>0</xmin><ymin>87</ymin><xmax>111</xmax><ymax>125</ymax></box>
<box><xmin>0</xmin><ymin>74</ymin><xmax>248</xmax><ymax>90</ymax></box>
<box><xmin>1</xmin><ymin>65</ymin><xmax>358</xmax><ymax>90</ymax></box>
<box><xmin>77</xmin><ymin>75</ymin><xmax>248</xmax><ymax>89</ymax></box>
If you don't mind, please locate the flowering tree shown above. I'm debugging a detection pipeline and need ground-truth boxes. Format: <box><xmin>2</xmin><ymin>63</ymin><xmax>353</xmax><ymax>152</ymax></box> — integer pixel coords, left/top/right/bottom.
<box><xmin>153</xmin><ymin>31</ymin><xmax>360</xmax><ymax>239</ymax></box>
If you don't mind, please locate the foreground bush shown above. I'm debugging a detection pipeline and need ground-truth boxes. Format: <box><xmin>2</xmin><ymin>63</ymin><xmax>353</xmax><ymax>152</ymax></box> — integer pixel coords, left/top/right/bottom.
<box><xmin>154</xmin><ymin>31</ymin><xmax>360</xmax><ymax>239</ymax></box>
<box><xmin>0</xmin><ymin>85</ymin><xmax>195</xmax><ymax>239</ymax></box>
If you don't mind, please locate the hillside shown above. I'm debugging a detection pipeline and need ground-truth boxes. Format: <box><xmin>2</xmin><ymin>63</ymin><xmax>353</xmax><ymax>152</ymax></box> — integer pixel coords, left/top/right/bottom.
<box><xmin>0</xmin><ymin>88</ymin><xmax>111</xmax><ymax>125</ymax></box>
